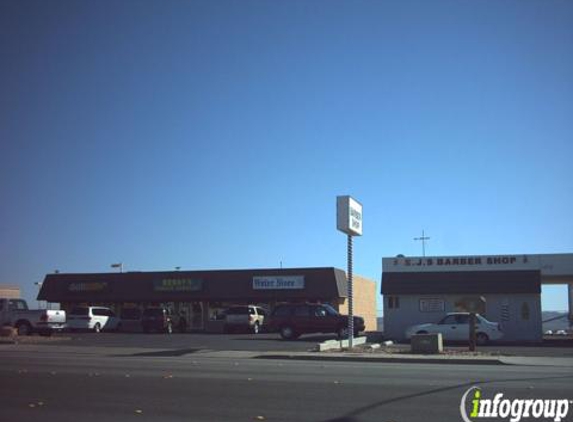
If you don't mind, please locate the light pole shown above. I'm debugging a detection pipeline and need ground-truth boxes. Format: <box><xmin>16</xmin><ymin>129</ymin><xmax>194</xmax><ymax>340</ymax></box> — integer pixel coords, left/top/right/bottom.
<box><xmin>336</xmin><ymin>196</ymin><xmax>363</xmax><ymax>349</ymax></box>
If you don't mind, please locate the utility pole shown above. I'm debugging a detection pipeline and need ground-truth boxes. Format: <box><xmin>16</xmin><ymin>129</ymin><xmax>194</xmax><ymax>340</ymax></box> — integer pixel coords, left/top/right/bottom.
<box><xmin>414</xmin><ymin>230</ymin><xmax>430</xmax><ymax>257</ymax></box>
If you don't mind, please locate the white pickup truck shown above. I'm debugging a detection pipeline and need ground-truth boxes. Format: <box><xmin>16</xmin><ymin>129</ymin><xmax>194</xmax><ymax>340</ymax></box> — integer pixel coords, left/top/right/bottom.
<box><xmin>0</xmin><ymin>298</ymin><xmax>66</xmax><ymax>336</ymax></box>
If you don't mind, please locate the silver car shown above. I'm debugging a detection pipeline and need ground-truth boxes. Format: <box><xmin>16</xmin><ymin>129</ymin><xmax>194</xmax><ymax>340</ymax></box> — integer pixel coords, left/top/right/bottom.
<box><xmin>224</xmin><ymin>305</ymin><xmax>266</xmax><ymax>334</ymax></box>
<box><xmin>405</xmin><ymin>312</ymin><xmax>504</xmax><ymax>345</ymax></box>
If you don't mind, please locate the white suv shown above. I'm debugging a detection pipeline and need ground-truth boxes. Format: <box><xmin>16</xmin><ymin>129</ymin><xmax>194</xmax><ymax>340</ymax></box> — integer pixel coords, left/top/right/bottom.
<box><xmin>67</xmin><ymin>306</ymin><xmax>121</xmax><ymax>333</ymax></box>
<box><xmin>224</xmin><ymin>305</ymin><xmax>266</xmax><ymax>334</ymax></box>
<box><xmin>405</xmin><ymin>312</ymin><xmax>503</xmax><ymax>345</ymax></box>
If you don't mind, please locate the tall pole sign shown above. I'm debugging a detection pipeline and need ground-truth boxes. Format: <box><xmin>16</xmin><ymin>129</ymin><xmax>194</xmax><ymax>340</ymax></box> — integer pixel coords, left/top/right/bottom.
<box><xmin>336</xmin><ymin>195</ymin><xmax>363</xmax><ymax>349</ymax></box>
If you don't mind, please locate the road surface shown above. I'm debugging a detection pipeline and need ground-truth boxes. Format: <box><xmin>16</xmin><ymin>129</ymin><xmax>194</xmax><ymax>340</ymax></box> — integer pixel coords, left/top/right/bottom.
<box><xmin>1</xmin><ymin>346</ymin><xmax>572</xmax><ymax>422</ymax></box>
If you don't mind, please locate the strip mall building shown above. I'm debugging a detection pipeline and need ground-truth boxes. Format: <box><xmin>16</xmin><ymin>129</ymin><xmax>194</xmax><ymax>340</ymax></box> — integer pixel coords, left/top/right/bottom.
<box><xmin>38</xmin><ymin>267</ymin><xmax>377</xmax><ymax>332</ymax></box>
<box><xmin>382</xmin><ymin>253</ymin><xmax>573</xmax><ymax>342</ymax></box>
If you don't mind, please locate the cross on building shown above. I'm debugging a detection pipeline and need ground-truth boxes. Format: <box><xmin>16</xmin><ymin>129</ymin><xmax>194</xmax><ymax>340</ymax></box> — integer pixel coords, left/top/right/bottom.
<box><xmin>414</xmin><ymin>230</ymin><xmax>430</xmax><ymax>257</ymax></box>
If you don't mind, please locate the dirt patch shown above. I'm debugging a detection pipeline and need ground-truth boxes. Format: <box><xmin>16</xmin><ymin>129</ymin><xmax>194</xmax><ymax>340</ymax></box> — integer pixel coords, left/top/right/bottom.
<box><xmin>329</xmin><ymin>344</ymin><xmax>506</xmax><ymax>357</ymax></box>
<box><xmin>1</xmin><ymin>335</ymin><xmax>72</xmax><ymax>345</ymax></box>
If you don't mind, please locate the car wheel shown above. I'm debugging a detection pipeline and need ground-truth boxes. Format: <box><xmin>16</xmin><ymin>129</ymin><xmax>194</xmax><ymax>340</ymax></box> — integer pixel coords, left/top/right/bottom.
<box><xmin>253</xmin><ymin>322</ymin><xmax>260</xmax><ymax>334</ymax></box>
<box><xmin>16</xmin><ymin>322</ymin><xmax>33</xmax><ymax>336</ymax></box>
<box><xmin>166</xmin><ymin>322</ymin><xmax>173</xmax><ymax>334</ymax></box>
<box><xmin>280</xmin><ymin>326</ymin><xmax>297</xmax><ymax>340</ymax></box>
<box><xmin>476</xmin><ymin>333</ymin><xmax>489</xmax><ymax>346</ymax></box>
<box><xmin>93</xmin><ymin>323</ymin><xmax>101</xmax><ymax>333</ymax></box>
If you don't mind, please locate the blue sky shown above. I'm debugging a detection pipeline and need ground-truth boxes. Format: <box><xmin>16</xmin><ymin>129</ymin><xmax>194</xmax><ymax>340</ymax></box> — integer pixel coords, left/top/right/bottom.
<box><xmin>1</xmin><ymin>1</ymin><xmax>571</xmax><ymax>312</ymax></box>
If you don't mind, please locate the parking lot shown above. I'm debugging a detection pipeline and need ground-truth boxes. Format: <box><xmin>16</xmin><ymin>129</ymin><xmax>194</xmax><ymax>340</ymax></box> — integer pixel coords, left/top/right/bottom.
<box><xmin>41</xmin><ymin>331</ymin><xmax>344</xmax><ymax>352</ymax></box>
<box><xmin>31</xmin><ymin>331</ymin><xmax>573</xmax><ymax>357</ymax></box>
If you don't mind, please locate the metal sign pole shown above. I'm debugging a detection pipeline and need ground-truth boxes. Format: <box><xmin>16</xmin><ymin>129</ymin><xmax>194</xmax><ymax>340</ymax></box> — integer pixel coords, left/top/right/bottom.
<box><xmin>347</xmin><ymin>234</ymin><xmax>354</xmax><ymax>349</ymax></box>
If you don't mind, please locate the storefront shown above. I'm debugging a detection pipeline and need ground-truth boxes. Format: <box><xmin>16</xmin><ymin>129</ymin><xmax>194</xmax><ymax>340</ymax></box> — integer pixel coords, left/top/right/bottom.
<box><xmin>38</xmin><ymin>267</ymin><xmax>377</xmax><ymax>331</ymax></box>
<box><xmin>382</xmin><ymin>253</ymin><xmax>573</xmax><ymax>342</ymax></box>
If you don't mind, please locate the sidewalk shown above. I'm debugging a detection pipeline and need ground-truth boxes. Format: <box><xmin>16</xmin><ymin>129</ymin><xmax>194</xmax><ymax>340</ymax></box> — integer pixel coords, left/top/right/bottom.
<box><xmin>3</xmin><ymin>342</ymin><xmax>573</xmax><ymax>367</ymax></box>
<box><xmin>252</xmin><ymin>350</ymin><xmax>573</xmax><ymax>367</ymax></box>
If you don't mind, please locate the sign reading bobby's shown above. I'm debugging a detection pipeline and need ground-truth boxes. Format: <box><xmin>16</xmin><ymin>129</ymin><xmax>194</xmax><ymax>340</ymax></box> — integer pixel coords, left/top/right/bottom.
<box><xmin>252</xmin><ymin>276</ymin><xmax>305</xmax><ymax>290</ymax></box>
<box><xmin>68</xmin><ymin>282</ymin><xmax>110</xmax><ymax>293</ymax></box>
<box><xmin>153</xmin><ymin>278</ymin><xmax>203</xmax><ymax>292</ymax></box>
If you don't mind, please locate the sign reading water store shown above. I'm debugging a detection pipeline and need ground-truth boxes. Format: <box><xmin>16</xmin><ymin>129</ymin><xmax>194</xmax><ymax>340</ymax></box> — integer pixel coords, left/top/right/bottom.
<box><xmin>153</xmin><ymin>279</ymin><xmax>203</xmax><ymax>292</ymax></box>
<box><xmin>252</xmin><ymin>276</ymin><xmax>305</xmax><ymax>290</ymax></box>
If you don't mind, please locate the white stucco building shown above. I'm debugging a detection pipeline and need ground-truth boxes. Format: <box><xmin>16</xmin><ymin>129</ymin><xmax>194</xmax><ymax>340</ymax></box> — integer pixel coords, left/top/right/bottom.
<box><xmin>381</xmin><ymin>253</ymin><xmax>573</xmax><ymax>343</ymax></box>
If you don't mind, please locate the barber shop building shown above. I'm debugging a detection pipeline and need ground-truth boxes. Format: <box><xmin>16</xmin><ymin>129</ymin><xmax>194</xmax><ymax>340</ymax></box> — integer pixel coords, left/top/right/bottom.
<box><xmin>382</xmin><ymin>253</ymin><xmax>573</xmax><ymax>342</ymax></box>
<box><xmin>38</xmin><ymin>267</ymin><xmax>377</xmax><ymax>331</ymax></box>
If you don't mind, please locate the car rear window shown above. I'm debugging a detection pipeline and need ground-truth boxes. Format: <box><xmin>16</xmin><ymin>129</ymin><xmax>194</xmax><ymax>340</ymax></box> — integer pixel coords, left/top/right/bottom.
<box><xmin>93</xmin><ymin>308</ymin><xmax>115</xmax><ymax>317</ymax></box>
<box><xmin>226</xmin><ymin>307</ymin><xmax>249</xmax><ymax>315</ymax></box>
<box><xmin>70</xmin><ymin>307</ymin><xmax>89</xmax><ymax>316</ymax></box>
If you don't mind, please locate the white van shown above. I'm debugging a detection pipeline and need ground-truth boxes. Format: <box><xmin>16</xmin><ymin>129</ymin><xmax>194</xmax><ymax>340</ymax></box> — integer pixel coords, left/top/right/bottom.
<box><xmin>67</xmin><ymin>306</ymin><xmax>121</xmax><ymax>333</ymax></box>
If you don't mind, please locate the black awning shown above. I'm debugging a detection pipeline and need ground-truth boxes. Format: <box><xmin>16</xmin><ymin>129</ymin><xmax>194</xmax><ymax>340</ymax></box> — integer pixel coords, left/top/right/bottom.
<box><xmin>381</xmin><ymin>270</ymin><xmax>541</xmax><ymax>295</ymax></box>
<box><xmin>38</xmin><ymin>267</ymin><xmax>349</xmax><ymax>303</ymax></box>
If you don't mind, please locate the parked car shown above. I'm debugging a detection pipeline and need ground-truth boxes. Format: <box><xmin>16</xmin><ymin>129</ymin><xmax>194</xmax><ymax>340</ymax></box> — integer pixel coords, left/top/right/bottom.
<box><xmin>141</xmin><ymin>308</ymin><xmax>173</xmax><ymax>333</ymax></box>
<box><xmin>405</xmin><ymin>312</ymin><xmax>503</xmax><ymax>345</ymax></box>
<box><xmin>67</xmin><ymin>306</ymin><xmax>121</xmax><ymax>333</ymax></box>
<box><xmin>267</xmin><ymin>303</ymin><xmax>365</xmax><ymax>340</ymax></box>
<box><xmin>119</xmin><ymin>308</ymin><xmax>142</xmax><ymax>332</ymax></box>
<box><xmin>224</xmin><ymin>305</ymin><xmax>266</xmax><ymax>334</ymax></box>
<box><xmin>0</xmin><ymin>298</ymin><xmax>66</xmax><ymax>336</ymax></box>
<box><xmin>555</xmin><ymin>329</ymin><xmax>569</xmax><ymax>336</ymax></box>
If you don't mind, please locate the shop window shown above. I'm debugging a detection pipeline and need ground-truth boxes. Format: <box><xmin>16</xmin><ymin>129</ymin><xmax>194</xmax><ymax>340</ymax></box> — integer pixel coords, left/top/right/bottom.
<box><xmin>120</xmin><ymin>308</ymin><xmax>141</xmax><ymax>320</ymax></box>
<box><xmin>387</xmin><ymin>296</ymin><xmax>400</xmax><ymax>309</ymax></box>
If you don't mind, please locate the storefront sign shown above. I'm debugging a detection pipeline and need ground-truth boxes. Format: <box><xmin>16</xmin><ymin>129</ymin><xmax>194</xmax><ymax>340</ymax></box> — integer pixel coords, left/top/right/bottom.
<box><xmin>252</xmin><ymin>276</ymin><xmax>305</xmax><ymax>290</ymax></box>
<box><xmin>419</xmin><ymin>298</ymin><xmax>445</xmax><ymax>312</ymax></box>
<box><xmin>68</xmin><ymin>282</ymin><xmax>110</xmax><ymax>292</ymax></box>
<box><xmin>153</xmin><ymin>279</ymin><xmax>203</xmax><ymax>292</ymax></box>
<box><xmin>388</xmin><ymin>255</ymin><xmax>537</xmax><ymax>272</ymax></box>
<box><xmin>336</xmin><ymin>195</ymin><xmax>363</xmax><ymax>236</ymax></box>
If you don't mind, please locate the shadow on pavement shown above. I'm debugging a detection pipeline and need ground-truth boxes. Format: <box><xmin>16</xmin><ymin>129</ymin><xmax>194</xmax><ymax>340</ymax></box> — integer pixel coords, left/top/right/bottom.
<box><xmin>320</xmin><ymin>374</ymin><xmax>573</xmax><ymax>422</ymax></box>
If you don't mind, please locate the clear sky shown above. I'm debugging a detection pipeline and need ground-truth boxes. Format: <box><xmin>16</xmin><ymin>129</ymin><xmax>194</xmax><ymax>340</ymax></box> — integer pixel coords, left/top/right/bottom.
<box><xmin>1</xmin><ymin>1</ymin><xmax>571</xmax><ymax>313</ymax></box>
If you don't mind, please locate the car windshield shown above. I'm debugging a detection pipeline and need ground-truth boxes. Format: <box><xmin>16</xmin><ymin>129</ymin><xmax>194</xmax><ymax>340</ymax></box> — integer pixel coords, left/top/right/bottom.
<box><xmin>322</xmin><ymin>304</ymin><xmax>339</xmax><ymax>316</ymax></box>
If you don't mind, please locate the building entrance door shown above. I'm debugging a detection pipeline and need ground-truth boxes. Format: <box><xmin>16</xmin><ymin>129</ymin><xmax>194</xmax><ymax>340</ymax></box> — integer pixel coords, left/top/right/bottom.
<box><xmin>174</xmin><ymin>302</ymin><xmax>203</xmax><ymax>331</ymax></box>
<box><xmin>189</xmin><ymin>302</ymin><xmax>203</xmax><ymax>330</ymax></box>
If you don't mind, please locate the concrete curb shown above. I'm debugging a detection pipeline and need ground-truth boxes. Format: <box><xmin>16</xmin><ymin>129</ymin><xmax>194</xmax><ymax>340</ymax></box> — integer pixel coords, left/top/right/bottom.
<box><xmin>254</xmin><ymin>353</ymin><xmax>505</xmax><ymax>366</ymax></box>
<box><xmin>315</xmin><ymin>336</ymin><xmax>367</xmax><ymax>351</ymax></box>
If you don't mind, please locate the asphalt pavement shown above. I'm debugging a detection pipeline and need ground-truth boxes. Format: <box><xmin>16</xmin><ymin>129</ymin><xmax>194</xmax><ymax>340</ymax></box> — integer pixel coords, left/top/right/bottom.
<box><xmin>28</xmin><ymin>331</ymin><xmax>573</xmax><ymax>357</ymax></box>
<box><xmin>1</xmin><ymin>345</ymin><xmax>572</xmax><ymax>422</ymax></box>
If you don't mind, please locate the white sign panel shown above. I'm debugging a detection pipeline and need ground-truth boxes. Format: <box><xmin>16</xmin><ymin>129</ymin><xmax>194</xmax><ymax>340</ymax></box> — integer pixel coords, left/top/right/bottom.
<box><xmin>419</xmin><ymin>298</ymin><xmax>445</xmax><ymax>312</ymax></box>
<box><xmin>383</xmin><ymin>254</ymin><xmax>540</xmax><ymax>273</ymax></box>
<box><xmin>252</xmin><ymin>276</ymin><xmax>305</xmax><ymax>290</ymax></box>
<box><xmin>337</xmin><ymin>196</ymin><xmax>363</xmax><ymax>236</ymax></box>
